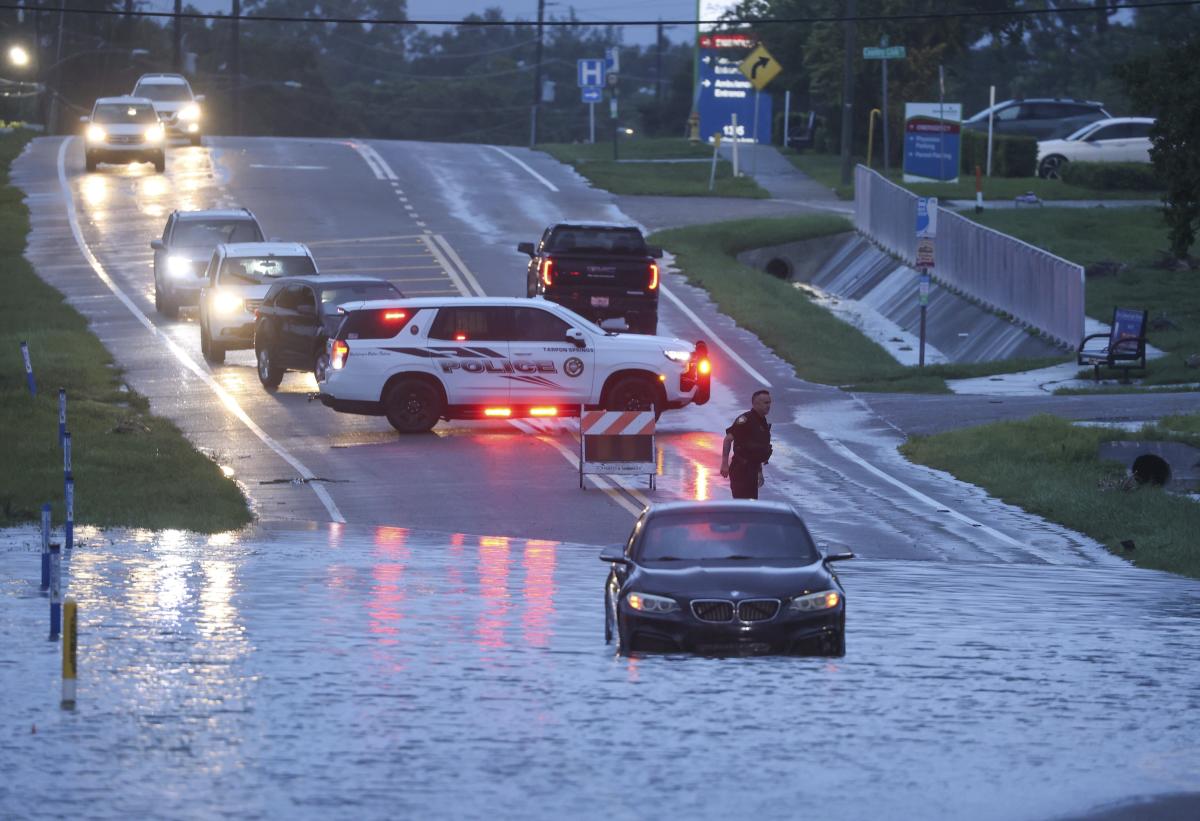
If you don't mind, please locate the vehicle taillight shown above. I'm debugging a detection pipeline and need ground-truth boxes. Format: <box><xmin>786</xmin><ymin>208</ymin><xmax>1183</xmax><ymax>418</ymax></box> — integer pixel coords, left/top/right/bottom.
<box><xmin>540</xmin><ymin>257</ymin><xmax>556</xmax><ymax>287</ymax></box>
<box><xmin>330</xmin><ymin>340</ymin><xmax>350</xmax><ymax>370</ymax></box>
<box><xmin>648</xmin><ymin>261</ymin><xmax>659</xmax><ymax>290</ymax></box>
<box><xmin>698</xmin><ymin>358</ymin><xmax>711</xmax><ymax>375</ymax></box>
<box><xmin>384</xmin><ymin>310</ymin><xmax>407</xmax><ymax>321</ymax></box>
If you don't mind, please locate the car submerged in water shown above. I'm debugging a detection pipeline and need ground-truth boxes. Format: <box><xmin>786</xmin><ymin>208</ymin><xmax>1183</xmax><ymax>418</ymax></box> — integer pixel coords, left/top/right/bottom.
<box><xmin>601</xmin><ymin>501</ymin><xmax>853</xmax><ymax>657</ymax></box>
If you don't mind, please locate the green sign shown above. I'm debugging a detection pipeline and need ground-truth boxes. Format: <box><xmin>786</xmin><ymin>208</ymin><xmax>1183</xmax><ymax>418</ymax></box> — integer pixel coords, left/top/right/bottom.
<box><xmin>863</xmin><ymin>46</ymin><xmax>906</xmax><ymax>60</ymax></box>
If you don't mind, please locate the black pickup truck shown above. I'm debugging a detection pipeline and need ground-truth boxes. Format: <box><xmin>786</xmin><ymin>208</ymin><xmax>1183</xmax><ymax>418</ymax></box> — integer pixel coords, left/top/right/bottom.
<box><xmin>518</xmin><ymin>222</ymin><xmax>662</xmax><ymax>334</ymax></box>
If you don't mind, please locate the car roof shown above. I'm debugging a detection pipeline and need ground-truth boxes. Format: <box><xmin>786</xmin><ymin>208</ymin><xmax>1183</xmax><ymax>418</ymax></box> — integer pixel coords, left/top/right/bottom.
<box><xmin>1081</xmin><ymin>116</ymin><xmax>1155</xmax><ymax>126</ymax></box>
<box><xmin>135</xmin><ymin>74</ymin><xmax>190</xmax><ymax>85</ymax></box>
<box><xmin>343</xmin><ymin>296</ymin><xmax>565</xmax><ymax>311</ymax></box>
<box><xmin>645</xmin><ymin>500</ymin><xmax>799</xmax><ymax>517</ymax></box>
<box><xmin>219</xmin><ymin>242</ymin><xmax>312</xmax><ymax>257</ymax></box>
<box><xmin>552</xmin><ymin>221</ymin><xmax>642</xmax><ymax>230</ymax></box>
<box><xmin>999</xmin><ymin>97</ymin><xmax>1106</xmax><ymax>107</ymax></box>
<box><xmin>174</xmin><ymin>208</ymin><xmax>257</xmax><ymax>221</ymax></box>
<box><xmin>94</xmin><ymin>96</ymin><xmax>156</xmax><ymax>106</ymax></box>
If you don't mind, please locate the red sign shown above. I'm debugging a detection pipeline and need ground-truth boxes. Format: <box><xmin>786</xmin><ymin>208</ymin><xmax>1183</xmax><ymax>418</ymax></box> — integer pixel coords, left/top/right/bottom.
<box><xmin>699</xmin><ymin>33</ymin><xmax>756</xmax><ymax>49</ymax></box>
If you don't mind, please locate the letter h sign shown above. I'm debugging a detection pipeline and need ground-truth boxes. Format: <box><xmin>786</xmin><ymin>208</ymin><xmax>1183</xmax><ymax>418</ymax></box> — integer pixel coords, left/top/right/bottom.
<box><xmin>577</xmin><ymin>58</ymin><xmax>605</xmax><ymax>89</ymax></box>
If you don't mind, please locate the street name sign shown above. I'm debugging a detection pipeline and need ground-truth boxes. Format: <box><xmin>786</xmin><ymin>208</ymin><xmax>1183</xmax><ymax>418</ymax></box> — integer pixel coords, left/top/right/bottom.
<box><xmin>863</xmin><ymin>46</ymin><xmax>906</xmax><ymax>60</ymax></box>
<box><xmin>739</xmin><ymin>44</ymin><xmax>782</xmax><ymax>91</ymax></box>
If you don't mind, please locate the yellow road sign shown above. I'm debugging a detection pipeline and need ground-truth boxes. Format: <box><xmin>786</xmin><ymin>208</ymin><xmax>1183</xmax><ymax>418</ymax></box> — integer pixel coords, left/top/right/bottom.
<box><xmin>739</xmin><ymin>45</ymin><xmax>782</xmax><ymax>91</ymax></box>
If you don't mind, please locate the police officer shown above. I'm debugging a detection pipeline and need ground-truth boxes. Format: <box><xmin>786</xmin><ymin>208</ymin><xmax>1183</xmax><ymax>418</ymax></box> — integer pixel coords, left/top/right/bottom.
<box><xmin>719</xmin><ymin>390</ymin><xmax>772</xmax><ymax>499</ymax></box>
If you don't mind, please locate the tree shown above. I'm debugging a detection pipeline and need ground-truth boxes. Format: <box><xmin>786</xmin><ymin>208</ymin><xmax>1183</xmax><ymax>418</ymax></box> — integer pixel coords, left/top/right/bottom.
<box><xmin>1118</xmin><ymin>34</ymin><xmax>1200</xmax><ymax>259</ymax></box>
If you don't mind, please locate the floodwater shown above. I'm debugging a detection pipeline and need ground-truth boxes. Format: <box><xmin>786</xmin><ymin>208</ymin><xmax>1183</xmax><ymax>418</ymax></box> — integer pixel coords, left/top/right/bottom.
<box><xmin>2</xmin><ymin>523</ymin><xmax>1199</xmax><ymax>820</ymax></box>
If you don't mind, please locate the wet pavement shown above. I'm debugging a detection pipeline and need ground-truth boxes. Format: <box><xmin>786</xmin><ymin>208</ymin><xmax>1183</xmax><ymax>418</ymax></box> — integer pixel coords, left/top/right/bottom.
<box><xmin>3</xmin><ymin>523</ymin><xmax>1199</xmax><ymax>820</ymax></box>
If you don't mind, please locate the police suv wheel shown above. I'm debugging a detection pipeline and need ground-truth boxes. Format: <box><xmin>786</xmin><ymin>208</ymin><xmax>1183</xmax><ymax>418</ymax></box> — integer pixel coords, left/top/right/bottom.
<box><xmin>384</xmin><ymin>378</ymin><xmax>443</xmax><ymax>434</ymax></box>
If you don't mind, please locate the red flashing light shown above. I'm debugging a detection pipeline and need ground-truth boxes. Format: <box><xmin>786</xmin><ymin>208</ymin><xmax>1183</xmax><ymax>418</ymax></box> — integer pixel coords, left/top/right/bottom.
<box><xmin>384</xmin><ymin>310</ymin><xmax>407</xmax><ymax>321</ymax></box>
<box><xmin>529</xmin><ymin>406</ymin><xmax>557</xmax><ymax>417</ymax></box>
<box><xmin>648</xmin><ymin>261</ymin><xmax>659</xmax><ymax>290</ymax></box>
<box><xmin>540</xmin><ymin>258</ymin><xmax>555</xmax><ymax>287</ymax></box>
<box><xmin>484</xmin><ymin>407</ymin><xmax>512</xmax><ymax>417</ymax></box>
<box><xmin>455</xmin><ymin>333</ymin><xmax>468</xmax><ymax>341</ymax></box>
<box><xmin>698</xmin><ymin>358</ymin><xmax>711</xmax><ymax>376</ymax></box>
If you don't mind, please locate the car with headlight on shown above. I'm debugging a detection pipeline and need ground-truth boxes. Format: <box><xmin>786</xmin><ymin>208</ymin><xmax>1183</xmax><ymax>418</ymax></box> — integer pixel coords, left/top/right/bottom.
<box><xmin>132</xmin><ymin>73</ymin><xmax>204</xmax><ymax>145</ymax></box>
<box><xmin>316</xmin><ymin>296</ymin><xmax>711</xmax><ymax>433</ymax></box>
<box><xmin>601</xmin><ymin>501</ymin><xmax>852</xmax><ymax>656</ymax></box>
<box><xmin>198</xmin><ymin>242</ymin><xmax>318</xmax><ymax>364</ymax></box>
<box><xmin>252</xmin><ymin>275</ymin><xmax>404</xmax><ymax>389</ymax></box>
<box><xmin>150</xmin><ymin>208</ymin><xmax>265</xmax><ymax>319</ymax></box>
<box><xmin>81</xmin><ymin>96</ymin><xmax>165</xmax><ymax>173</ymax></box>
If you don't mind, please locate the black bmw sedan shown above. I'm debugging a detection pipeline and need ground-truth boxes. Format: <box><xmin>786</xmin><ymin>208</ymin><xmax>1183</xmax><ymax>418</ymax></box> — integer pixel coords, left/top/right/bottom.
<box><xmin>601</xmin><ymin>501</ymin><xmax>853</xmax><ymax>656</ymax></box>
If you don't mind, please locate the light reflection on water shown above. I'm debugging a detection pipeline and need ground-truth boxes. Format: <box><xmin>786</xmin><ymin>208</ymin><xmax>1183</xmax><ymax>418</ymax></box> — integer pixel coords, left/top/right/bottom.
<box><xmin>1</xmin><ymin>524</ymin><xmax>1198</xmax><ymax>821</ymax></box>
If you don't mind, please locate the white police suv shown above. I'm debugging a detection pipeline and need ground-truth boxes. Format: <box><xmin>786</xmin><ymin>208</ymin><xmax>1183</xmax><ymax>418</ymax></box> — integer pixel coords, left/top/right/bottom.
<box><xmin>317</xmin><ymin>297</ymin><xmax>711</xmax><ymax>433</ymax></box>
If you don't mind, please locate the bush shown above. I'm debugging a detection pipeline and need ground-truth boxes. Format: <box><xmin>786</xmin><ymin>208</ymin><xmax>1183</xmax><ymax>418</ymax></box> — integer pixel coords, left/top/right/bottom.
<box><xmin>1060</xmin><ymin>161</ymin><xmax>1164</xmax><ymax>192</ymax></box>
<box><xmin>960</xmin><ymin>129</ymin><xmax>1038</xmax><ymax>177</ymax></box>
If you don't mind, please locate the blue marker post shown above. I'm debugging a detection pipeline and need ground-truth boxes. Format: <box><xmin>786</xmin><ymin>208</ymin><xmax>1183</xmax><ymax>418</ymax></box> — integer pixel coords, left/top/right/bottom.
<box><xmin>20</xmin><ymin>340</ymin><xmax>36</xmax><ymax>395</ymax></box>
<box><xmin>58</xmin><ymin>388</ymin><xmax>67</xmax><ymax>446</ymax></box>
<box><xmin>64</xmin><ymin>474</ymin><xmax>74</xmax><ymax>552</ymax></box>
<box><xmin>41</xmin><ymin>503</ymin><xmax>51</xmax><ymax>590</ymax></box>
<box><xmin>49</xmin><ymin>542</ymin><xmax>62</xmax><ymax>640</ymax></box>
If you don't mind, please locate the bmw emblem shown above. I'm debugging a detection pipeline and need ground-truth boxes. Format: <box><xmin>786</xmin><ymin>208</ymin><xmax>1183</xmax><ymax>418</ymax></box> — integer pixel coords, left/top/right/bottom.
<box><xmin>564</xmin><ymin>356</ymin><xmax>584</xmax><ymax>378</ymax></box>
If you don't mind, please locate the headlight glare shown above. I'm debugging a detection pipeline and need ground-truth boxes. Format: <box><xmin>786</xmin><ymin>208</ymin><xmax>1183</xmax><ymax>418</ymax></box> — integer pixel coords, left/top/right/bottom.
<box><xmin>179</xmin><ymin>103</ymin><xmax>201</xmax><ymax>121</ymax></box>
<box><xmin>166</xmin><ymin>256</ymin><xmax>193</xmax><ymax>278</ymax></box>
<box><xmin>626</xmin><ymin>592</ymin><xmax>679</xmax><ymax>614</ymax></box>
<box><xmin>212</xmin><ymin>291</ymin><xmax>244</xmax><ymax>316</ymax></box>
<box><xmin>663</xmin><ymin>349</ymin><xmax>691</xmax><ymax>363</ymax></box>
<box><xmin>86</xmin><ymin>124</ymin><xmax>106</xmax><ymax>143</ymax></box>
<box><xmin>144</xmin><ymin>123</ymin><xmax>165</xmax><ymax>142</ymax></box>
<box><xmin>789</xmin><ymin>590</ymin><xmax>841</xmax><ymax>612</ymax></box>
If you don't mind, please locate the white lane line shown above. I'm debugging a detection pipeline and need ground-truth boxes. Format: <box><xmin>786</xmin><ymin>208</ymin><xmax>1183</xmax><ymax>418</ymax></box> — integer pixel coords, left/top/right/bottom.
<box><xmin>420</xmin><ymin>234</ymin><xmax>472</xmax><ymax>297</ymax></box>
<box><xmin>348</xmin><ymin>141</ymin><xmax>398</xmax><ymax>181</ymax></box>
<box><xmin>249</xmin><ymin>164</ymin><xmax>327</xmax><ymax>171</ymax></box>
<box><xmin>487</xmin><ymin>145</ymin><xmax>559</xmax><ymax>192</ymax></box>
<box><xmin>429</xmin><ymin>233</ymin><xmax>487</xmax><ymax>297</ymax></box>
<box><xmin>658</xmin><ymin>282</ymin><xmax>772</xmax><ymax>388</ymax></box>
<box><xmin>56</xmin><ymin>138</ymin><xmax>346</xmax><ymax>525</ymax></box>
<box><xmin>508</xmin><ymin>420</ymin><xmax>643</xmax><ymax>517</ymax></box>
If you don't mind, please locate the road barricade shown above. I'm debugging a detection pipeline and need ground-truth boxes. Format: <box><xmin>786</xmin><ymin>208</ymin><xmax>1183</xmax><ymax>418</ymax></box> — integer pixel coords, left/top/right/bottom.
<box><xmin>579</xmin><ymin>409</ymin><xmax>656</xmax><ymax>489</ymax></box>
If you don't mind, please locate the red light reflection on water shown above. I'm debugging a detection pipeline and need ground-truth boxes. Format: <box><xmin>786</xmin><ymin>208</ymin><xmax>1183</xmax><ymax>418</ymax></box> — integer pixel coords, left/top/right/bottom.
<box><xmin>369</xmin><ymin>526</ymin><xmax>411</xmax><ymax>646</ymax></box>
<box><xmin>522</xmin><ymin>540</ymin><xmax>558</xmax><ymax>647</ymax></box>
<box><xmin>476</xmin><ymin>536</ymin><xmax>512</xmax><ymax>650</ymax></box>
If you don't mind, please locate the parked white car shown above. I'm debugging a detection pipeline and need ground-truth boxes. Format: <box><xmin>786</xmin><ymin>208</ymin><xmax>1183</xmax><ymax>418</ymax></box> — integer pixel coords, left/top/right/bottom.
<box><xmin>1036</xmin><ymin>117</ymin><xmax>1155</xmax><ymax>179</ymax></box>
<box><xmin>317</xmin><ymin>297</ymin><xmax>712</xmax><ymax>433</ymax></box>
<box><xmin>198</xmin><ymin>242</ymin><xmax>319</xmax><ymax>364</ymax></box>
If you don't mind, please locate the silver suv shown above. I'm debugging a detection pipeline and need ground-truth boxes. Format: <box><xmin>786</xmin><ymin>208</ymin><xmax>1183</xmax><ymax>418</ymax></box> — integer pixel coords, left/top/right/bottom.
<box><xmin>81</xmin><ymin>96</ymin><xmax>165</xmax><ymax>173</ymax></box>
<box><xmin>151</xmin><ymin>209</ymin><xmax>265</xmax><ymax>318</ymax></box>
<box><xmin>963</xmin><ymin>98</ymin><xmax>1110</xmax><ymax>141</ymax></box>
<box><xmin>132</xmin><ymin>73</ymin><xmax>204</xmax><ymax>145</ymax></box>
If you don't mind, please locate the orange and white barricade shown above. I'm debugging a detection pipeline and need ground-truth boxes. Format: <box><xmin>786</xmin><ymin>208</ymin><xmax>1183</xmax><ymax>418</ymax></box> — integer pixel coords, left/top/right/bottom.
<box><xmin>579</xmin><ymin>408</ymin><xmax>656</xmax><ymax>489</ymax></box>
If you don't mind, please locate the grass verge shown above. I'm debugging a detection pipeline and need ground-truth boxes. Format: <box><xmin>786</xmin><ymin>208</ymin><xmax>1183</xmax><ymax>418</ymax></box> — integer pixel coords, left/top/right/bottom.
<box><xmin>0</xmin><ymin>129</ymin><xmax>251</xmax><ymax>532</ymax></box>
<box><xmin>900</xmin><ymin>414</ymin><xmax>1200</xmax><ymax>578</ymax></box>
<box><xmin>784</xmin><ymin>150</ymin><xmax>1163</xmax><ymax>202</ymax></box>
<box><xmin>649</xmin><ymin>216</ymin><xmax>1064</xmax><ymax>392</ymax></box>
<box><xmin>970</xmin><ymin>207</ymin><xmax>1199</xmax><ymax>390</ymax></box>
<box><xmin>540</xmin><ymin>138</ymin><xmax>769</xmax><ymax>198</ymax></box>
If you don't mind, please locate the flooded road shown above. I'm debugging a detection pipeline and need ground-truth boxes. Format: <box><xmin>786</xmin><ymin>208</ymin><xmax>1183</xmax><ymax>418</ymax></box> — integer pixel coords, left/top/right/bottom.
<box><xmin>3</xmin><ymin>524</ymin><xmax>1198</xmax><ymax>820</ymax></box>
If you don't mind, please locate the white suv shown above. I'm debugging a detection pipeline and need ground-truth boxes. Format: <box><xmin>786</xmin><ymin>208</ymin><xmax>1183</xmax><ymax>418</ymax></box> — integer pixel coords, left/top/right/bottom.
<box><xmin>198</xmin><ymin>242</ymin><xmax>319</xmax><ymax>364</ymax></box>
<box><xmin>318</xmin><ymin>297</ymin><xmax>711</xmax><ymax>433</ymax></box>
<box><xmin>81</xmin><ymin>96</ymin><xmax>165</xmax><ymax>172</ymax></box>
<box><xmin>132</xmin><ymin>73</ymin><xmax>204</xmax><ymax>145</ymax></box>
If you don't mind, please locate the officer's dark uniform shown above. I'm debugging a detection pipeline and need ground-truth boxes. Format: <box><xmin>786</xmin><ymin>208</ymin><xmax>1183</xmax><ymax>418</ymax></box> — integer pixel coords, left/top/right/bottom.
<box><xmin>726</xmin><ymin>409</ymin><xmax>772</xmax><ymax>499</ymax></box>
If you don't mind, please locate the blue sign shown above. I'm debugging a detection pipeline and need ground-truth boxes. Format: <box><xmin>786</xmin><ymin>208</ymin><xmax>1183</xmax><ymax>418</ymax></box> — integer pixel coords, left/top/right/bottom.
<box><xmin>578</xmin><ymin>59</ymin><xmax>605</xmax><ymax>89</ymax></box>
<box><xmin>696</xmin><ymin>49</ymin><xmax>772</xmax><ymax>144</ymax></box>
<box><xmin>903</xmin><ymin>103</ymin><xmax>962</xmax><ymax>183</ymax></box>
<box><xmin>604</xmin><ymin>47</ymin><xmax>619</xmax><ymax>75</ymax></box>
<box><xmin>915</xmin><ymin>197</ymin><xmax>938</xmax><ymax>238</ymax></box>
<box><xmin>581</xmin><ymin>87</ymin><xmax>602</xmax><ymax>104</ymax></box>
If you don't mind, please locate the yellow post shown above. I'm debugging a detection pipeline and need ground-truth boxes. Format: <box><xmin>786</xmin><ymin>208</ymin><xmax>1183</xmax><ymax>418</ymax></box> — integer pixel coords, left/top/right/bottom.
<box><xmin>61</xmin><ymin>599</ymin><xmax>77</xmax><ymax>709</ymax></box>
<box><xmin>687</xmin><ymin>112</ymin><xmax>701</xmax><ymax>144</ymax></box>
<box><xmin>867</xmin><ymin>108</ymin><xmax>881</xmax><ymax>168</ymax></box>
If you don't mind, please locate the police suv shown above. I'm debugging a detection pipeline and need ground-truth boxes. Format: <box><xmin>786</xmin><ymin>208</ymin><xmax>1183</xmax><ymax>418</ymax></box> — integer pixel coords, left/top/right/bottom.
<box><xmin>317</xmin><ymin>297</ymin><xmax>711</xmax><ymax>433</ymax></box>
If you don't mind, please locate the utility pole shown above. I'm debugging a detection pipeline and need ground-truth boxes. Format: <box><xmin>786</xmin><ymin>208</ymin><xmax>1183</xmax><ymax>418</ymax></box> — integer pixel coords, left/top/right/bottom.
<box><xmin>174</xmin><ymin>0</ymin><xmax>182</xmax><ymax>73</ymax></box>
<box><xmin>655</xmin><ymin>19</ymin><xmax>664</xmax><ymax>105</ymax></box>
<box><xmin>839</xmin><ymin>0</ymin><xmax>857</xmax><ymax>188</ymax></box>
<box><xmin>49</xmin><ymin>0</ymin><xmax>65</xmax><ymax>134</ymax></box>
<box><xmin>530</xmin><ymin>0</ymin><xmax>545</xmax><ymax>147</ymax></box>
<box><xmin>231</xmin><ymin>0</ymin><xmax>240</xmax><ymax>136</ymax></box>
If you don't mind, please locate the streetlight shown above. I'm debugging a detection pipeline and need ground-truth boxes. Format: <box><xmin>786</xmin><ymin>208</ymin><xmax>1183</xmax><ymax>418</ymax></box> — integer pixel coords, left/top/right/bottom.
<box><xmin>8</xmin><ymin>46</ymin><xmax>30</xmax><ymax>68</ymax></box>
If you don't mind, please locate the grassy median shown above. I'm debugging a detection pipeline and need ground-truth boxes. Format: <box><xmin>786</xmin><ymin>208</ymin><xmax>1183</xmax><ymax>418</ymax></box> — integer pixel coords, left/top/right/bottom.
<box><xmin>0</xmin><ymin>129</ymin><xmax>251</xmax><ymax>532</ymax></box>
<box><xmin>649</xmin><ymin>215</ymin><xmax>1064</xmax><ymax>392</ymax></box>
<box><xmin>540</xmin><ymin>138</ymin><xmax>768</xmax><ymax>198</ymax></box>
<box><xmin>900</xmin><ymin>414</ymin><xmax>1200</xmax><ymax>578</ymax></box>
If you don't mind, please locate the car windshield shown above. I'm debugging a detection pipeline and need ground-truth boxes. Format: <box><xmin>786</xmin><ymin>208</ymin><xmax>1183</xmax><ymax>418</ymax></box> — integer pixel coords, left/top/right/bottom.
<box><xmin>636</xmin><ymin>511</ymin><xmax>819</xmax><ymax>564</ymax></box>
<box><xmin>321</xmin><ymin>284</ymin><xmax>402</xmax><ymax>308</ymax></box>
<box><xmin>92</xmin><ymin>103</ymin><xmax>158</xmax><ymax>124</ymax></box>
<box><xmin>135</xmin><ymin>84</ymin><xmax>192</xmax><ymax>102</ymax></box>
<box><xmin>219</xmin><ymin>255</ymin><xmax>316</xmax><ymax>285</ymax></box>
<box><xmin>549</xmin><ymin>227</ymin><xmax>646</xmax><ymax>255</ymax></box>
<box><xmin>174</xmin><ymin>220</ymin><xmax>263</xmax><ymax>247</ymax></box>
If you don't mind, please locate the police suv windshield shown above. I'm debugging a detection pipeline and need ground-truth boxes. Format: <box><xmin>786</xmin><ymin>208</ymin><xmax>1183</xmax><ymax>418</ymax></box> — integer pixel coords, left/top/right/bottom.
<box><xmin>636</xmin><ymin>511</ymin><xmax>819</xmax><ymax>564</ymax></box>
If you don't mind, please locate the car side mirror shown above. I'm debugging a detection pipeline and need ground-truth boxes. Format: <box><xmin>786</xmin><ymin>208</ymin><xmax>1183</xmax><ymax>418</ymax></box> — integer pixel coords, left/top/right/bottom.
<box><xmin>646</xmin><ymin>245</ymin><xmax>663</xmax><ymax>259</ymax></box>
<box><xmin>599</xmin><ymin>547</ymin><xmax>629</xmax><ymax>565</ymax></box>
<box><xmin>150</xmin><ymin>239</ymin><xmax>165</xmax><ymax>251</ymax></box>
<box><xmin>823</xmin><ymin>551</ymin><xmax>855</xmax><ymax>563</ymax></box>
<box><xmin>565</xmin><ymin>328</ymin><xmax>587</xmax><ymax>348</ymax></box>
<box><xmin>517</xmin><ymin>241</ymin><xmax>536</xmax><ymax>256</ymax></box>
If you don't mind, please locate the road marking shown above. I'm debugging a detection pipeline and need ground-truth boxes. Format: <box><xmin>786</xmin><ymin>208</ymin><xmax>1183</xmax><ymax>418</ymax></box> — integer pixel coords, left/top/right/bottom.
<box><xmin>420</xmin><ymin>234</ymin><xmax>474</xmax><ymax>298</ymax></box>
<box><xmin>249</xmin><ymin>164</ymin><xmax>328</xmax><ymax>171</ymax></box>
<box><xmin>428</xmin><ymin>233</ymin><xmax>487</xmax><ymax>297</ymax></box>
<box><xmin>348</xmin><ymin>141</ymin><xmax>397</xmax><ymax>181</ymax></box>
<box><xmin>487</xmin><ymin>145</ymin><xmax>559</xmax><ymax>192</ymax></box>
<box><xmin>658</xmin><ymin>282</ymin><xmax>772</xmax><ymax>388</ymax></box>
<box><xmin>508</xmin><ymin>420</ymin><xmax>643</xmax><ymax>516</ymax></box>
<box><xmin>55</xmin><ymin>137</ymin><xmax>346</xmax><ymax>525</ymax></box>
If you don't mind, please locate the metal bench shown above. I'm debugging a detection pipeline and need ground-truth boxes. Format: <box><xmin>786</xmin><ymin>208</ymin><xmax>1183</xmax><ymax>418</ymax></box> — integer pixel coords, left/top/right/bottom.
<box><xmin>1077</xmin><ymin>307</ymin><xmax>1148</xmax><ymax>383</ymax></box>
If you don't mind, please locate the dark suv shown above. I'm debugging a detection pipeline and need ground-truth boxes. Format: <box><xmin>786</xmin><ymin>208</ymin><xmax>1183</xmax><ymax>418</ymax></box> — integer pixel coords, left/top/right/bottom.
<box><xmin>518</xmin><ymin>223</ymin><xmax>662</xmax><ymax>334</ymax></box>
<box><xmin>963</xmin><ymin>98</ymin><xmax>1110</xmax><ymax>140</ymax></box>
<box><xmin>150</xmin><ymin>208</ymin><xmax>264</xmax><ymax>318</ymax></box>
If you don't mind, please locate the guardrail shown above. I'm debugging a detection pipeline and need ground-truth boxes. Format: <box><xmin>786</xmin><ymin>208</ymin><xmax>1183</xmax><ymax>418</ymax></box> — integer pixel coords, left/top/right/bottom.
<box><xmin>854</xmin><ymin>165</ymin><xmax>1084</xmax><ymax>348</ymax></box>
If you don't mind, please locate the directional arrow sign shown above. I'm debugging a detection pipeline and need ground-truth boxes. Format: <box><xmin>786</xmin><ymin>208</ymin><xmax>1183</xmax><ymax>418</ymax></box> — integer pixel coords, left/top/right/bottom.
<box><xmin>739</xmin><ymin>44</ymin><xmax>782</xmax><ymax>91</ymax></box>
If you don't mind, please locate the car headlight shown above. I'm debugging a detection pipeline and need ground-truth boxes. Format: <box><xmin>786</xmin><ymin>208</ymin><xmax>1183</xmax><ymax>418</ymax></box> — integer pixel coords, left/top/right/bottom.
<box><xmin>86</xmin><ymin>124</ymin><xmax>106</xmax><ymax>143</ymax></box>
<box><xmin>179</xmin><ymin>103</ymin><xmax>201</xmax><ymax>122</ymax></box>
<box><xmin>211</xmin><ymin>291</ymin><xmax>244</xmax><ymax>316</ymax></box>
<box><xmin>663</xmin><ymin>349</ymin><xmax>692</xmax><ymax>364</ymax></box>
<box><xmin>626</xmin><ymin>592</ymin><xmax>679</xmax><ymax>614</ymax></box>
<box><xmin>788</xmin><ymin>590</ymin><xmax>841</xmax><ymax>612</ymax></box>
<box><xmin>166</xmin><ymin>256</ymin><xmax>193</xmax><ymax>278</ymax></box>
<box><xmin>144</xmin><ymin>123</ymin><xmax>165</xmax><ymax>142</ymax></box>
